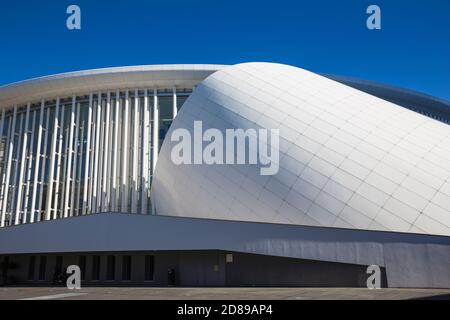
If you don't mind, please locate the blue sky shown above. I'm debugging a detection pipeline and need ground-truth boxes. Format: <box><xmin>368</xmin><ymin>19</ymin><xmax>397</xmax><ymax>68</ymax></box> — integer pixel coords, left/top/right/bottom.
<box><xmin>0</xmin><ymin>0</ymin><xmax>449</xmax><ymax>100</ymax></box>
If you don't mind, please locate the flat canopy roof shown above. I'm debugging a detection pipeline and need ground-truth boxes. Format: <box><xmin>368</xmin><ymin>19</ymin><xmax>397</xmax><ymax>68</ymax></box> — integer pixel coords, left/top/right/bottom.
<box><xmin>0</xmin><ymin>64</ymin><xmax>226</xmax><ymax>109</ymax></box>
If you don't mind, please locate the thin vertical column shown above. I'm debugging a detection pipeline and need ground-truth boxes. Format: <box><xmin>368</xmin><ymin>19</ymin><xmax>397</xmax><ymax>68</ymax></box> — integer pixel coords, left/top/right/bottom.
<box><xmin>82</xmin><ymin>94</ymin><xmax>93</xmax><ymax>215</ymax></box>
<box><xmin>69</xmin><ymin>103</ymin><xmax>81</xmax><ymax>217</ymax></box>
<box><xmin>30</xmin><ymin>101</ymin><xmax>45</xmax><ymax>223</ymax></box>
<box><xmin>23</xmin><ymin>111</ymin><xmax>37</xmax><ymax>224</ymax></box>
<box><xmin>37</xmin><ymin>108</ymin><xmax>50</xmax><ymax>222</ymax></box>
<box><xmin>111</xmin><ymin>91</ymin><xmax>120</xmax><ymax>212</ymax></box>
<box><xmin>92</xmin><ymin>93</ymin><xmax>102</xmax><ymax>213</ymax></box>
<box><xmin>11</xmin><ymin>111</ymin><xmax>25</xmax><ymax>225</ymax></box>
<box><xmin>173</xmin><ymin>88</ymin><xmax>178</xmax><ymax>119</ymax></box>
<box><xmin>131</xmin><ymin>89</ymin><xmax>139</xmax><ymax>213</ymax></box>
<box><xmin>75</xmin><ymin>104</ymin><xmax>84</xmax><ymax>217</ymax></box>
<box><xmin>101</xmin><ymin>92</ymin><xmax>111</xmax><ymax>212</ymax></box>
<box><xmin>121</xmin><ymin>90</ymin><xmax>130</xmax><ymax>213</ymax></box>
<box><xmin>52</xmin><ymin>104</ymin><xmax>65</xmax><ymax>220</ymax></box>
<box><xmin>58</xmin><ymin>105</ymin><xmax>70</xmax><ymax>217</ymax></box>
<box><xmin>15</xmin><ymin>104</ymin><xmax>31</xmax><ymax>224</ymax></box>
<box><xmin>0</xmin><ymin>108</ymin><xmax>14</xmax><ymax>227</ymax></box>
<box><xmin>0</xmin><ymin>110</ymin><xmax>6</xmax><ymax>215</ymax></box>
<box><xmin>106</xmin><ymin>94</ymin><xmax>114</xmax><ymax>211</ymax></box>
<box><xmin>87</xmin><ymin>98</ymin><xmax>97</xmax><ymax>214</ymax></box>
<box><xmin>62</xmin><ymin>96</ymin><xmax>76</xmax><ymax>218</ymax></box>
<box><xmin>152</xmin><ymin>89</ymin><xmax>159</xmax><ymax>173</ymax></box>
<box><xmin>95</xmin><ymin>100</ymin><xmax>105</xmax><ymax>212</ymax></box>
<box><xmin>45</xmin><ymin>98</ymin><xmax>60</xmax><ymax>220</ymax></box>
<box><xmin>141</xmin><ymin>89</ymin><xmax>150</xmax><ymax>214</ymax></box>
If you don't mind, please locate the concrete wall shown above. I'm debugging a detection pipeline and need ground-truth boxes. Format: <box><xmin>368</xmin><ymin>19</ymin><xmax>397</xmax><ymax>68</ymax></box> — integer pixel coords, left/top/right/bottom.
<box><xmin>1</xmin><ymin>252</ymin><xmax>179</xmax><ymax>287</ymax></box>
<box><xmin>225</xmin><ymin>253</ymin><xmax>387</xmax><ymax>288</ymax></box>
<box><xmin>0</xmin><ymin>214</ymin><xmax>449</xmax><ymax>288</ymax></box>
<box><xmin>1</xmin><ymin>251</ymin><xmax>387</xmax><ymax>288</ymax></box>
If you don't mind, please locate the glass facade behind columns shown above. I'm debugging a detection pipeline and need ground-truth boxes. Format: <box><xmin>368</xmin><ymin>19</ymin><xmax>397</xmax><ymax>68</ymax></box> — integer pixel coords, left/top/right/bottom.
<box><xmin>0</xmin><ymin>88</ymin><xmax>192</xmax><ymax>228</ymax></box>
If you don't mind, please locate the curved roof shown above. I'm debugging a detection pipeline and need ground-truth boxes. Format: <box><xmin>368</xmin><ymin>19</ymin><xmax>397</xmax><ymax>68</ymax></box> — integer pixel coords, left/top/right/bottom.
<box><xmin>0</xmin><ymin>64</ymin><xmax>226</xmax><ymax>109</ymax></box>
<box><xmin>1</xmin><ymin>63</ymin><xmax>448</xmax><ymax>124</ymax></box>
<box><xmin>152</xmin><ymin>62</ymin><xmax>450</xmax><ymax>237</ymax></box>
<box><xmin>327</xmin><ymin>75</ymin><xmax>450</xmax><ymax>124</ymax></box>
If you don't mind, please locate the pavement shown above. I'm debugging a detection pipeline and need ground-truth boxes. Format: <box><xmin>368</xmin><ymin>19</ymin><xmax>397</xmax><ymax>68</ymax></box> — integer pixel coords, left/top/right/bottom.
<box><xmin>0</xmin><ymin>287</ymin><xmax>449</xmax><ymax>300</ymax></box>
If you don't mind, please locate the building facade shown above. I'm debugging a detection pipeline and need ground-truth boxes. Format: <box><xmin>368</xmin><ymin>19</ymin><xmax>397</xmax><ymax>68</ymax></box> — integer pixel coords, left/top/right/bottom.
<box><xmin>0</xmin><ymin>63</ymin><xmax>449</xmax><ymax>288</ymax></box>
<box><xmin>0</xmin><ymin>65</ymin><xmax>217</xmax><ymax>226</ymax></box>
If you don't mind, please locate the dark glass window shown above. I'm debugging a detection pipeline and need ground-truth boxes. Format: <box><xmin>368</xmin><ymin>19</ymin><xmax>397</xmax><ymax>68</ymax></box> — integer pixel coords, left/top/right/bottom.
<box><xmin>122</xmin><ymin>256</ymin><xmax>132</xmax><ymax>281</ymax></box>
<box><xmin>54</xmin><ymin>256</ymin><xmax>63</xmax><ymax>276</ymax></box>
<box><xmin>145</xmin><ymin>255</ymin><xmax>154</xmax><ymax>281</ymax></box>
<box><xmin>28</xmin><ymin>256</ymin><xmax>36</xmax><ymax>281</ymax></box>
<box><xmin>106</xmin><ymin>256</ymin><xmax>115</xmax><ymax>281</ymax></box>
<box><xmin>78</xmin><ymin>256</ymin><xmax>86</xmax><ymax>280</ymax></box>
<box><xmin>177</xmin><ymin>96</ymin><xmax>188</xmax><ymax>112</ymax></box>
<box><xmin>92</xmin><ymin>256</ymin><xmax>100</xmax><ymax>281</ymax></box>
<box><xmin>38</xmin><ymin>256</ymin><xmax>47</xmax><ymax>281</ymax></box>
<box><xmin>159</xmin><ymin>97</ymin><xmax>174</xmax><ymax>120</ymax></box>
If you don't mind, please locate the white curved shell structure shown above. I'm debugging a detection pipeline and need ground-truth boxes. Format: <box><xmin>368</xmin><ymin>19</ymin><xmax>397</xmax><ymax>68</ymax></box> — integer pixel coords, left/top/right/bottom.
<box><xmin>152</xmin><ymin>63</ymin><xmax>450</xmax><ymax>237</ymax></box>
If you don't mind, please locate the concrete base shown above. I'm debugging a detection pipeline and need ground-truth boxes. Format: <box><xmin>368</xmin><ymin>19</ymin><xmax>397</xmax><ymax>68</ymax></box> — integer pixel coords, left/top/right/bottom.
<box><xmin>0</xmin><ymin>251</ymin><xmax>387</xmax><ymax>288</ymax></box>
<box><xmin>0</xmin><ymin>213</ymin><xmax>449</xmax><ymax>288</ymax></box>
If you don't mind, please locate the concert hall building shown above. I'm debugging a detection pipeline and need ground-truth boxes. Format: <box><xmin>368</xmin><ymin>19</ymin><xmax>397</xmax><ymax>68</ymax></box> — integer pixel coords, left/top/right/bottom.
<box><xmin>0</xmin><ymin>63</ymin><xmax>449</xmax><ymax>288</ymax></box>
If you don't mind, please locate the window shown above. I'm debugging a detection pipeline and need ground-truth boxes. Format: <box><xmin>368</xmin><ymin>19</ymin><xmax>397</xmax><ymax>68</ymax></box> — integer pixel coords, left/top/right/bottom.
<box><xmin>78</xmin><ymin>256</ymin><xmax>86</xmax><ymax>281</ymax></box>
<box><xmin>54</xmin><ymin>256</ymin><xmax>63</xmax><ymax>276</ymax></box>
<box><xmin>92</xmin><ymin>256</ymin><xmax>100</xmax><ymax>281</ymax></box>
<box><xmin>159</xmin><ymin>96</ymin><xmax>174</xmax><ymax>151</ymax></box>
<box><xmin>145</xmin><ymin>255</ymin><xmax>154</xmax><ymax>282</ymax></box>
<box><xmin>106</xmin><ymin>256</ymin><xmax>115</xmax><ymax>281</ymax></box>
<box><xmin>177</xmin><ymin>96</ymin><xmax>188</xmax><ymax>112</ymax></box>
<box><xmin>38</xmin><ymin>256</ymin><xmax>47</xmax><ymax>281</ymax></box>
<box><xmin>159</xmin><ymin>96</ymin><xmax>174</xmax><ymax>121</ymax></box>
<box><xmin>122</xmin><ymin>256</ymin><xmax>132</xmax><ymax>281</ymax></box>
<box><xmin>28</xmin><ymin>256</ymin><xmax>36</xmax><ymax>281</ymax></box>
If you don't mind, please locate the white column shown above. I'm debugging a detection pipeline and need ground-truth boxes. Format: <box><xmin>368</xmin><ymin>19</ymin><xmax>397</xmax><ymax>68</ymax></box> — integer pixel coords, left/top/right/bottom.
<box><xmin>141</xmin><ymin>89</ymin><xmax>150</xmax><ymax>214</ymax></box>
<box><xmin>15</xmin><ymin>104</ymin><xmax>31</xmax><ymax>225</ymax></box>
<box><xmin>152</xmin><ymin>89</ymin><xmax>159</xmax><ymax>173</ymax></box>
<box><xmin>87</xmin><ymin>99</ymin><xmax>97</xmax><ymax>214</ymax></box>
<box><xmin>107</xmin><ymin>96</ymin><xmax>114</xmax><ymax>211</ymax></box>
<box><xmin>92</xmin><ymin>93</ymin><xmax>102</xmax><ymax>213</ymax></box>
<box><xmin>59</xmin><ymin>103</ymin><xmax>70</xmax><ymax>215</ymax></box>
<box><xmin>111</xmin><ymin>91</ymin><xmax>120</xmax><ymax>212</ymax></box>
<box><xmin>71</xmin><ymin>103</ymin><xmax>83</xmax><ymax>217</ymax></box>
<box><xmin>52</xmin><ymin>103</ymin><xmax>66</xmax><ymax>220</ymax></box>
<box><xmin>62</xmin><ymin>96</ymin><xmax>76</xmax><ymax>218</ymax></box>
<box><xmin>82</xmin><ymin>94</ymin><xmax>93</xmax><ymax>215</ymax></box>
<box><xmin>0</xmin><ymin>110</ymin><xmax>6</xmax><ymax>216</ymax></box>
<box><xmin>45</xmin><ymin>98</ymin><xmax>60</xmax><ymax>220</ymax></box>
<box><xmin>30</xmin><ymin>101</ymin><xmax>45</xmax><ymax>223</ymax></box>
<box><xmin>131</xmin><ymin>89</ymin><xmax>139</xmax><ymax>213</ymax></box>
<box><xmin>37</xmin><ymin>108</ymin><xmax>50</xmax><ymax>222</ymax></box>
<box><xmin>121</xmin><ymin>90</ymin><xmax>130</xmax><ymax>212</ymax></box>
<box><xmin>101</xmin><ymin>92</ymin><xmax>111</xmax><ymax>212</ymax></box>
<box><xmin>23</xmin><ymin>110</ymin><xmax>37</xmax><ymax>224</ymax></box>
<box><xmin>70</xmin><ymin>103</ymin><xmax>81</xmax><ymax>217</ymax></box>
<box><xmin>11</xmin><ymin>110</ymin><xmax>26</xmax><ymax>225</ymax></box>
<box><xmin>173</xmin><ymin>88</ymin><xmax>178</xmax><ymax>119</ymax></box>
<box><xmin>95</xmin><ymin>99</ymin><xmax>105</xmax><ymax>212</ymax></box>
<box><xmin>0</xmin><ymin>108</ymin><xmax>14</xmax><ymax>227</ymax></box>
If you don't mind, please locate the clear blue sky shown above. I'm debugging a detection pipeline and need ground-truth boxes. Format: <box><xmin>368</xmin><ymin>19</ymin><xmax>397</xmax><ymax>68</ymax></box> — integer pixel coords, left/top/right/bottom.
<box><xmin>0</xmin><ymin>0</ymin><xmax>449</xmax><ymax>101</ymax></box>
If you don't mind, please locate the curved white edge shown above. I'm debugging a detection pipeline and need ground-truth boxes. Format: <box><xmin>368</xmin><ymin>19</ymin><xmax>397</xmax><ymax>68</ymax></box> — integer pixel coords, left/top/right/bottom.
<box><xmin>152</xmin><ymin>62</ymin><xmax>450</xmax><ymax>237</ymax></box>
<box><xmin>0</xmin><ymin>64</ymin><xmax>228</xmax><ymax>109</ymax></box>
